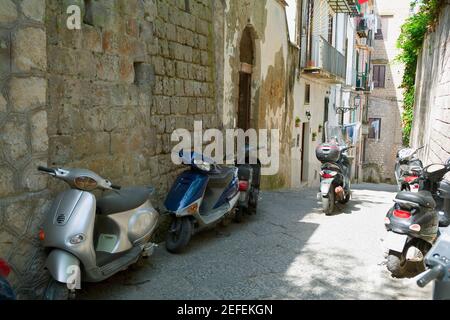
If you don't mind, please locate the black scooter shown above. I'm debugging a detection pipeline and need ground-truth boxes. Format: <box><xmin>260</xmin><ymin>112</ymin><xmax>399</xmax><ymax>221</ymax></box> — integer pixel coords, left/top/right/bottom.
<box><xmin>384</xmin><ymin>158</ymin><xmax>450</xmax><ymax>278</ymax></box>
<box><xmin>234</xmin><ymin>145</ymin><xmax>261</xmax><ymax>222</ymax></box>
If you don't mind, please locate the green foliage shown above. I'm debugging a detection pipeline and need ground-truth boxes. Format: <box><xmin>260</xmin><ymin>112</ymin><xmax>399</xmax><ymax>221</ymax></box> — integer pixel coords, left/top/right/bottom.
<box><xmin>396</xmin><ymin>0</ymin><xmax>442</xmax><ymax>145</ymax></box>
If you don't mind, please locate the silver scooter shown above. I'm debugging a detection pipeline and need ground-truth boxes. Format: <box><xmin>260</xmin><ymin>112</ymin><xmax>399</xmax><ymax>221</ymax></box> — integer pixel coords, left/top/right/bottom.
<box><xmin>37</xmin><ymin>166</ymin><xmax>159</xmax><ymax>299</ymax></box>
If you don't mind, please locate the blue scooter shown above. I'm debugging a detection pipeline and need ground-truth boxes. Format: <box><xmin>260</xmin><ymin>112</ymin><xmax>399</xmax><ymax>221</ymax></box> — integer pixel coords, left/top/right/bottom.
<box><xmin>164</xmin><ymin>151</ymin><xmax>240</xmax><ymax>253</ymax></box>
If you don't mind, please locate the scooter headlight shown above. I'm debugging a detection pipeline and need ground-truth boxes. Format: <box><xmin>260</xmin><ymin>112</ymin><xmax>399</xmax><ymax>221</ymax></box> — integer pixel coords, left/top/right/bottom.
<box><xmin>74</xmin><ymin>176</ymin><xmax>97</xmax><ymax>191</ymax></box>
<box><xmin>193</xmin><ymin>159</ymin><xmax>211</xmax><ymax>172</ymax></box>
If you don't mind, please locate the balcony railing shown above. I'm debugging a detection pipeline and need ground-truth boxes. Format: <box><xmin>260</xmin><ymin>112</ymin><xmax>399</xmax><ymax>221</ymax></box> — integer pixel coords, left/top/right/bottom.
<box><xmin>327</xmin><ymin>0</ymin><xmax>360</xmax><ymax>16</ymax></box>
<box><xmin>356</xmin><ymin>72</ymin><xmax>371</xmax><ymax>91</ymax></box>
<box><xmin>303</xmin><ymin>36</ymin><xmax>346</xmax><ymax>82</ymax></box>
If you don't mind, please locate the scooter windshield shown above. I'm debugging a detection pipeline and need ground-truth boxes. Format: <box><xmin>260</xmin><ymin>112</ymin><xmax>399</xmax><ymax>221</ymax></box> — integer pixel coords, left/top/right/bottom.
<box><xmin>179</xmin><ymin>150</ymin><xmax>215</xmax><ymax>165</ymax></box>
<box><xmin>324</xmin><ymin>122</ymin><xmax>345</xmax><ymax>146</ymax></box>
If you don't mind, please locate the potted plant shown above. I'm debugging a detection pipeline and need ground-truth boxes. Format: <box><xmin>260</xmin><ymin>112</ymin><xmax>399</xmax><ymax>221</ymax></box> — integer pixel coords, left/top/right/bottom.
<box><xmin>312</xmin><ymin>132</ymin><xmax>317</xmax><ymax>141</ymax></box>
<box><xmin>295</xmin><ymin>117</ymin><xmax>301</xmax><ymax>127</ymax></box>
<box><xmin>318</xmin><ymin>124</ymin><xmax>323</xmax><ymax>133</ymax></box>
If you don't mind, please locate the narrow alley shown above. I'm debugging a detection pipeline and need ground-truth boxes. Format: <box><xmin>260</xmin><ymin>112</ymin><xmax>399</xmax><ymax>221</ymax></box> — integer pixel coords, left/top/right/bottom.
<box><xmin>79</xmin><ymin>184</ymin><xmax>431</xmax><ymax>300</ymax></box>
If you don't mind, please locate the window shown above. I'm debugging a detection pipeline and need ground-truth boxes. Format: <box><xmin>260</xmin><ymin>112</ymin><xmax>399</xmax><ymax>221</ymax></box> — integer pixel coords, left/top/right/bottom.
<box><xmin>373</xmin><ymin>65</ymin><xmax>386</xmax><ymax>88</ymax></box>
<box><xmin>368</xmin><ymin>118</ymin><xmax>381</xmax><ymax>139</ymax></box>
<box><xmin>305</xmin><ymin>84</ymin><xmax>310</xmax><ymax>104</ymax></box>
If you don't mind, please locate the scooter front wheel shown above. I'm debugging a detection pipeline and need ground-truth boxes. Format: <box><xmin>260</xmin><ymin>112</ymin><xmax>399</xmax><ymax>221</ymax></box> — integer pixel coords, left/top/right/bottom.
<box><xmin>165</xmin><ymin>217</ymin><xmax>192</xmax><ymax>254</ymax></box>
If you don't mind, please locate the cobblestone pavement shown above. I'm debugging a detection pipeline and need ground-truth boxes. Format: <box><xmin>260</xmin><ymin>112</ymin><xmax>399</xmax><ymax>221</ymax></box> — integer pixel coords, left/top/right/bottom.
<box><xmin>79</xmin><ymin>183</ymin><xmax>432</xmax><ymax>300</ymax></box>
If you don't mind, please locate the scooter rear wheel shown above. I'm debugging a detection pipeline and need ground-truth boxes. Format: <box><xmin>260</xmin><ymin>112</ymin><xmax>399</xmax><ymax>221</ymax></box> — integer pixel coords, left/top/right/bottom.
<box><xmin>322</xmin><ymin>189</ymin><xmax>335</xmax><ymax>215</ymax></box>
<box><xmin>165</xmin><ymin>217</ymin><xmax>192</xmax><ymax>254</ymax></box>
<box><xmin>386</xmin><ymin>250</ymin><xmax>423</xmax><ymax>278</ymax></box>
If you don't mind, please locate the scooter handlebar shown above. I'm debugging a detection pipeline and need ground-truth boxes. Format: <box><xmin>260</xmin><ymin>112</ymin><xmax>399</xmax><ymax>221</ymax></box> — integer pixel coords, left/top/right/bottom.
<box><xmin>37</xmin><ymin>166</ymin><xmax>55</xmax><ymax>174</ymax></box>
<box><xmin>417</xmin><ymin>264</ymin><xmax>445</xmax><ymax>288</ymax></box>
<box><xmin>110</xmin><ymin>184</ymin><xmax>121</xmax><ymax>190</ymax></box>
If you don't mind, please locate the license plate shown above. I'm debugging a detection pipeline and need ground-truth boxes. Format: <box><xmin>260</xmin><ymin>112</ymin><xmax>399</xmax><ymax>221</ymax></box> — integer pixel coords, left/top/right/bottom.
<box><xmin>383</xmin><ymin>232</ymin><xmax>407</xmax><ymax>252</ymax></box>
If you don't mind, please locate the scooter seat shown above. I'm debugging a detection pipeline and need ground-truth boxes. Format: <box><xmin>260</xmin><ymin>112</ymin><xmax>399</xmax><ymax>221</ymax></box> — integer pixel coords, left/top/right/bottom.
<box><xmin>97</xmin><ymin>187</ymin><xmax>150</xmax><ymax>215</ymax></box>
<box><xmin>395</xmin><ymin>191</ymin><xmax>436</xmax><ymax>208</ymax></box>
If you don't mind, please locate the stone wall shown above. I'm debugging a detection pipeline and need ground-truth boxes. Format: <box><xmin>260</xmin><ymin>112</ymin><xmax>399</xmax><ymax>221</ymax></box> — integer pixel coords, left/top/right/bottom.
<box><xmin>0</xmin><ymin>0</ymin><xmax>220</xmax><ymax>299</ymax></box>
<box><xmin>410</xmin><ymin>2</ymin><xmax>450</xmax><ymax>173</ymax></box>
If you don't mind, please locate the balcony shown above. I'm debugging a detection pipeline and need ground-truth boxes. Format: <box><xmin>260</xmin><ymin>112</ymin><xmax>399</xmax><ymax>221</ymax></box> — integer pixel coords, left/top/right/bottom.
<box><xmin>355</xmin><ymin>72</ymin><xmax>371</xmax><ymax>92</ymax></box>
<box><xmin>302</xmin><ymin>36</ymin><xmax>346</xmax><ymax>83</ymax></box>
<box><xmin>327</xmin><ymin>0</ymin><xmax>360</xmax><ymax>16</ymax></box>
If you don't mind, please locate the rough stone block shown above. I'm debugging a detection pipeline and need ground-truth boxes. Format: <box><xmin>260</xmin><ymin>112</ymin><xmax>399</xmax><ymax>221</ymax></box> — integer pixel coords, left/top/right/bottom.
<box><xmin>196</xmin><ymin>18</ymin><xmax>209</xmax><ymax>36</ymax></box>
<box><xmin>49</xmin><ymin>135</ymin><xmax>73</xmax><ymax>164</ymax></box>
<box><xmin>83</xmin><ymin>25</ymin><xmax>102</xmax><ymax>53</ymax></box>
<box><xmin>0</xmin><ymin>166</ymin><xmax>15</xmax><ymax>197</ymax></box>
<box><xmin>197</xmin><ymin>98</ymin><xmax>206</xmax><ymax>113</ymax></box>
<box><xmin>77</xmin><ymin>50</ymin><xmax>96</xmax><ymax>78</ymax></box>
<box><xmin>166</xmin><ymin>23</ymin><xmax>177</xmax><ymax>42</ymax></box>
<box><xmin>21</xmin><ymin>0</ymin><xmax>45</xmax><ymax>22</ymax></box>
<box><xmin>1</xmin><ymin>118</ymin><xmax>29</xmax><ymax>163</ymax></box>
<box><xmin>176</xmin><ymin>61</ymin><xmax>189</xmax><ymax>79</ymax></box>
<box><xmin>0</xmin><ymin>31</ymin><xmax>11</xmax><ymax>76</ymax></box>
<box><xmin>96</xmin><ymin>54</ymin><xmax>120</xmax><ymax>81</ymax></box>
<box><xmin>139</xmin><ymin>20</ymin><xmax>154</xmax><ymax>43</ymax></box>
<box><xmin>143</xmin><ymin>0</ymin><xmax>158</xmax><ymax>21</ymax></box>
<box><xmin>30</xmin><ymin>110</ymin><xmax>48</xmax><ymax>153</ymax></box>
<box><xmin>174</xmin><ymin>78</ymin><xmax>185</xmax><ymax>95</ymax></box>
<box><xmin>9</xmin><ymin>77</ymin><xmax>46</xmax><ymax>112</ymax></box>
<box><xmin>162</xmin><ymin>78</ymin><xmax>174</xmax><ymax>96</ymax></box>
<box><xmin>22</xmin><ymin>159</ymin><xmax>48</xmax><ymax>192</ymax></box>
<box><xmin>0</xmin><ymin>0</ymin><xmax>17</xmax><ymax>24</ymax></box>
<box><xmin>0</xmin><ymin>93</ymin><xmax>6</xmax><ymax>114</ymax></box>
<box><xmin>12</xmin><ymin>27</ymin><xmax>47</xmax><ymax>72</ymax></box>
<box><xmin>154</xmin><ymin>96</ymin><xmax>171</xmax><ymax>115</ymax></box>
<box><xmin>119</xmin><ymin>57</ymin><xmax>135</xmax><ymax>83</ymax></box>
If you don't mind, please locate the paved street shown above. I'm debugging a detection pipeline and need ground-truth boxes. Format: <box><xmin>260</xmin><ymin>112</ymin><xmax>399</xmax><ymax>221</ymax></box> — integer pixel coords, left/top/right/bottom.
<box><xmin>79</xmin><ymin>183</ymin><xmax>431</xmax><ymax>300</ymax></box>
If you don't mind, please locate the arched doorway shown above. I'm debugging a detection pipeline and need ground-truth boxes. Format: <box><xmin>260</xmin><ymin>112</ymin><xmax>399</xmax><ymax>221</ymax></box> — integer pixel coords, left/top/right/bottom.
<box><xmin>237</xmin><ymin>27</ymin><xmax>254</xmax><ymax>131</ymax></box>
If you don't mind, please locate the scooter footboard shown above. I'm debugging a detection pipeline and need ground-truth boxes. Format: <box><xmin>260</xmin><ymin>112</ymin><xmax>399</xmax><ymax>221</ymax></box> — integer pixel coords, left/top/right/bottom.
<box><xmin>46</xmin><ymin>249</ymin><xmax>80</xmax><ymax>285</ymax></box>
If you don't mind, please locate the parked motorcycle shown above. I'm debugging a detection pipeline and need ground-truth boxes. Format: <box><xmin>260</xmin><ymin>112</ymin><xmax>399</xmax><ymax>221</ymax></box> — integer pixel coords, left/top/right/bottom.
<box><xmin>234</xmin><ymin>145</ymin><xmax>261</xmax><ymax>222</ymax></box>
<box><xmin>164</xmin><ymin>151</ymin><xmax>240</xmax><ymax>253</ymax></box>
<box><xmin>395</xmin><ymin>146</ymin><xmax>424</xmax><ymax>191</ymax></box>
<box><xmin>316</xmin><ymin>123</ymin><xmax>352</xmax><ymax>215</ymax></box>
<box><xmin>37</xmin><ymin>166</ymin><xmax>159</xmax><ymax>300</ymax></box>
<box><xmin>0</xmin><ymin>259</ymin><xmax>15</xmax><ymax>300</ymax></box>
<box><xmin>384</xmin><ymin>158</ymin><xmax>450</xmax><ymax>278</ymax></box>
<box><xmin>416</xmin><ymin>226</ymin><xmax>450</xmax><ymax>300</ymax></box>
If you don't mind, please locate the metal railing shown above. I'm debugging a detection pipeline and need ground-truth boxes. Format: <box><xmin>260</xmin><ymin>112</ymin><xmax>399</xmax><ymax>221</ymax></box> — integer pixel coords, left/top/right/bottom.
<box><xmin>310</xmin><ymin>36</ymin><xmax>346</xmax><ymax>79</ymax></box>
